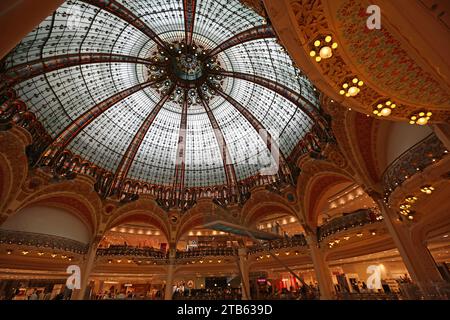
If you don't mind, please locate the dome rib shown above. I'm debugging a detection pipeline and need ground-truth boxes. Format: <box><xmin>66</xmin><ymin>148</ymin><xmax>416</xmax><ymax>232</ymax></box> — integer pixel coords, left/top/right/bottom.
<box><xmin>183</xmin><ymin>0</ymin><xmax>197</xmax><ymax>47</ymax></box>
<box><xmin>198</xmin><ymin>90</ymin><xmax>238</xmax><ymax>189</ymax></box>
<box><xmin>214</xmin><ymin>85</ymin><xmax>287</xmax><ymax>177</ymax></box>
<box><xmin>41</xmin><ymin>79</ymin><xmax>161</xmax><ymax>166</ymax></box>
<box><xmin>81</xmin><ymin>0</ymin><xmax>170</xmax><ymax>52</ymax></box>
<box><xmin>206</xmin><ymin>25</ymin><xmax>276</xmax><ymax>59</ymax></box>
<box><xmin>173</xmin><ymin>99</ymin><xmax>189</xmax><ymax>202</ymax></box>
<box><xmin>109</xmin><ymin>87</ymin><xmax>175</xmax><ymax>198</ymax></box>
<box><xmin>214</xmin><ymin>70</ymin><xmax>319</xmax><ymax>121</ymax></box>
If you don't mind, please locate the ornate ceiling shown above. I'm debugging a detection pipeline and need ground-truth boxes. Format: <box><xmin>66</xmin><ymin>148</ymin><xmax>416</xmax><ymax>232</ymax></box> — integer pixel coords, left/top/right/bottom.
<box><xmin>1</xmin><ymin>0</ymin><xmax>322</xmax><ymax>196</ymax></box>
<box><xmin>265</xmin><ymin>0</ymin><xmax>450</xmax><ymax>123</ymax></box>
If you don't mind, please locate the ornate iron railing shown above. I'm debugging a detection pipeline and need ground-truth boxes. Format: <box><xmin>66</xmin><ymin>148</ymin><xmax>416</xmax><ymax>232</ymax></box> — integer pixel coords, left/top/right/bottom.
<box><xmin>317</xmin><ymin>209</ymin><xmax>382</xmax><ymax>241</ymax></box>
<box><xmin>382</xmin><ymin>133</ymin><xmax>448</xmax><ymax>196</ymax></box>
<box><xmin>176</xmin><ymin>247</ymin><xmax>237</xmax><ymax>259</ymax></box>
<box><xmin>96</xmin><ymin>246</ymin><xmax>166</xmax><ymax>259</ymax></box>
<box><xmin>248</xmin><ymin>235</ymin><xmax>307</xmax><ymax>254</ymax></box>
<box><xmin>0</xmin><ymin>229</ymin><xmax>89</xmax><ymax>254</ymax></box>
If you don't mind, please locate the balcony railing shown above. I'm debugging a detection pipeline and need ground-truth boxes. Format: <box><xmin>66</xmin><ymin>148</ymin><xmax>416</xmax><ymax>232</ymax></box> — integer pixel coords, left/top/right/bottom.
<box><xmin>317</xmin><ymin>209</ymin><xmax>382</xmax><ymax>242</ymax></box>
<box><xmin>248</xmin><ymin>235</ymin><xmax>307</xmax><ymax>254</ymax></box>
<box><xmin>96</xmin><ymin>246</ymin><xmax>166</xmax><ymax>259</ymax></box>
<box><xmin>382</xmin><ymin>133</ymin><xmax>448</xmax><ymax>196</ymax></box>
<box><xmin>0</xmin><ymin>229</ymin><xmax>88</xmax><ymax>254</ymax></box>
<box><xmin>176</xmin><ymin>247</ymin><xmax>237</xmax><ymax>259</ymax></box>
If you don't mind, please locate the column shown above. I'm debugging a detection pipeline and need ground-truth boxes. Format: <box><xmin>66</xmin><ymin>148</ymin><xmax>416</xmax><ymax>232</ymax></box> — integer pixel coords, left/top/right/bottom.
<box><xmin>375</xmin><ymin>198</ymin><xmax>444</xmax><ymax>298</ymax></box>
<box><xmin>238</xmin><ymin>248</ymin><xmax>251</xmax><ymax>300</ymax></box>
<box><xmin>0</xmin><ymin>0</ymin><xmax>65</xmax><ymax>59</ymax></box>
<box><xmin>164</xmin><ymin>247</ymin><xmax>176</xmax><ymax>300</ymax></box>
<box><xmin>432</xmin><ymin>123</ymin><xmax>450</xmax><ymax>151</ymax></box>
<box><xmin>306</xmin><ymin>234</ymin><xmax>335</xmax><ymax>300</ymax></box>
<box><xmin>73</xmin><ymin>238</ymin><xmax>100</xmax><ymax>300</ymax></box>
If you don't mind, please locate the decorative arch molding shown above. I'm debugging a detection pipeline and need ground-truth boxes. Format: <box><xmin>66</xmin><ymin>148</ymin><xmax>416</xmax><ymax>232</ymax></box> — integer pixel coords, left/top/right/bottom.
<box><xmin>176</xmin><ymin>198</ymin><xmax>227</xmax><ymax>242</ymax></box>
<box><xmin>304</xmin><ymin>173</ymin><xmax>353</xmax><ymax>227</ymax></box>
<box><xmin>0</xmin><ymin>127</ymin><xmax>30</xmax><ymax>213</ymax></box>
<box><xmin>10</xmin><ymin>194</ymin><xmax>98</xmax><ymax>238</ymax></box>
<box><xmin>106</xmin><ymin>198</ymin><xmax>171</xmax><ymax>243</ymax></box>
<box><xmin>8</xmin><ymin>177</ymin><xmax>103</xmax><ymax>235</ymax></box>
<box><xmin>296</xmin><ymin>159</ymin><xmax>355</xmax><ymax>227</ymax></box>
<box><xmin>240</xmin><ymin>189</ymin><xmax>299</xmax><ymax>227</ymax></box>
<box><xmin>264</xmin><ymin>0</ymin><xmax>450</xmax><ymax>121</ymax></box>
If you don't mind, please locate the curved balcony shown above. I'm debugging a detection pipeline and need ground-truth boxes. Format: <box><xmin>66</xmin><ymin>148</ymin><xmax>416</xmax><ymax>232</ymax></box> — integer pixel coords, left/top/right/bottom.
<box><xmin>317</xmin><ymin>209</ymin><xmax>383</xmax><ymax>242</ymax></box>
<box><xmin>0</xmin><ymin>229</ymin><xmax>88</xmax><ymax>254</ymax></box>
<box><xmin>96</xmin><ymin>246</ymin><xmax>166</xmax><ymax>259</ymax></box>
<box><xmin>176</xmin><ymin>247</ymin><xmax>237</xmax><ymax>259</ymax></box>
<box><xmin>382</xmin><ymin>133</ymin><xmax>448</xmax><ymax>197</ymax></box>
<box><xmin>248</xmin><ymin>235</ymin><xmax>307</xmax><ymax>254</ymax></box>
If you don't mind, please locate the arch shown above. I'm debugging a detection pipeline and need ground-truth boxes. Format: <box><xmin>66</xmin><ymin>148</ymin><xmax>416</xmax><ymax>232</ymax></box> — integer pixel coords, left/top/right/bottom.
<box><xmin>176</xmin><ymin>198</ymin><xmax>223</xmax><ymax>242</ymax></box>
<box><xmin>0</xmin><ymin>128</ymin><xmax>30</xmax><ymax>213</ymax></box>
<box><xmin>375</xmin><ymin>120</ymin><xmax>433</xmax><ymax>173</ymax></box>
<box><xmin>1</xmin><ymin>205</ymin><xmax>91</xmax><ymax>244</ymax></box>
<box><xmin>296</xmin><ymin>159</ymin><xmax>355</xmax><ymax>228</ymax></box>
<box><xmin>106</xmin><ymin>198</ymin><xmax>171</xmax><ymax>243</ymax></box>
<box><xmin>303</xmin><ymin>173</ymin><xmax>353</xmax><ymax>227</ymax></box>
<box><xmin>241</xmin><ymin>190</ymin><xmax>298</xmax><ymax>228</ymax></box>
<box><xmin>11</xmin><ymin>178</ymin><xmax>103</xmax><ymax>235</ymax></box>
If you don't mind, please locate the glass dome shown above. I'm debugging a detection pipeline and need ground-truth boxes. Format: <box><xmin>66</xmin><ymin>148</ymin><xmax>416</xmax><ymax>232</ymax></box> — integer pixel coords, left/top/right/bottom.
<box><xmin>2</xmin><ymin>0</ymin><xmax>322</xmax><ymax>206</ymax></box>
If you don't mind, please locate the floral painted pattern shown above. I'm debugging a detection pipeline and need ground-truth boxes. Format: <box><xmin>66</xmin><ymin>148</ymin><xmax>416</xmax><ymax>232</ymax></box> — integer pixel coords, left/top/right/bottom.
<box><xmin>336</xmin><ymin>0</ymin><xmax>449</xmax><ymax>107</ymax></box>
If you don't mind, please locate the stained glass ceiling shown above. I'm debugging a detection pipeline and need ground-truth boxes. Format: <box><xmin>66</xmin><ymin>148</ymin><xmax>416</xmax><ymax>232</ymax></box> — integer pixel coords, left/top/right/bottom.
<box><xmin>2</xmin><ymin>0</ymin><xmax>320</xmax><ymax>193</ymax></box>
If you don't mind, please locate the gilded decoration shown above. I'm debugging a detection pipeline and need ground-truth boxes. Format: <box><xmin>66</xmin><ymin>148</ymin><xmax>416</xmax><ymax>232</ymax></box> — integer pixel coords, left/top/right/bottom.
<box><xmin>335</xmin><ymin>0</ymin><xmax>450</xmax><ymax>108</ymax></box>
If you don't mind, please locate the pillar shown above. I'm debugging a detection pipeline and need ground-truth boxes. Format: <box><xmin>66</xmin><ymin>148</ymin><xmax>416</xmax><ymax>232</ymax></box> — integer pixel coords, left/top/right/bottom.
<box><xmin>375</xmin><ymin>198</ymin><xmax>444</xmax><ymax>298</ymax></box>
<box><xmin>432</xmin><ymin>123</ymin><xmax>450</xmax><ymax>151</ymax></box>
<box><xmin>306</xmin><ymin>234</ymin><xmax>335</xmax><ymax>300</ymax></box>
<box><xmin>73</xmin><ymin>237</ymin><xmax>101</xmax><ymax>300</ymax></box>
<box><xmin>164</xmin><ymin>247</ymin><xmax>176</xmax><ymax>300</ymax></box>
<box><xmin>238</xmin><ymin>248</ymin><xmax>251</xmax><ymax>300</ymax></box>
<box><xmin>0</xmin><ymin>0</ymin><xmax>65</xmax><ymax>59</ymax></box>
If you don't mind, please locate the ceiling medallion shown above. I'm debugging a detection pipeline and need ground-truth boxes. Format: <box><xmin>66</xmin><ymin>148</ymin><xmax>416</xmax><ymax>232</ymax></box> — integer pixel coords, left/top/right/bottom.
<box><xmin>147</xmin><ymin>41</ymin><xmax>225</xmax><ymax>106</ymax></box>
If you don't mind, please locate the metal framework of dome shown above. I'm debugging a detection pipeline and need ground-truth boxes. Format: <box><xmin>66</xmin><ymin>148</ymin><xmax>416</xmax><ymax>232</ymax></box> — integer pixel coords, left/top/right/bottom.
<box><xmin>0</xmin><ymin>0</ymin><xmax>330</xmax><ymax>210</ymax></box>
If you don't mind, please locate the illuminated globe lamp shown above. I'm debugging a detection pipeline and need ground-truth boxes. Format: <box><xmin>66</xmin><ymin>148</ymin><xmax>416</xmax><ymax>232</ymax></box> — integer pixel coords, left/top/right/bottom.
<box><xmin>340</xmin><ymin>77</ymin><xmax>364</xmax><ymax>97</ymax></box>
<box><xmin>404</xmin><ymin>195</ymin><xmax>418</xmax><ymax>204</ymax></box>
<box><xmin>409</xmin><ymin>111</ymin><xmax>432</xmax><ymax>125</ymax></box>
<box><xmin>373</xmin><ymin>100</ymin><xmax>397</xmax><ymax>117</ymax></box>
<box><xmin>310</xmin><ymin>35</ymin><xmax>338</xmax><ymax>63</ymax></box>
<box><xmin>420</xmin><ymin>185</ymin><xmax>434</xmax><ymax>194</ymax></box>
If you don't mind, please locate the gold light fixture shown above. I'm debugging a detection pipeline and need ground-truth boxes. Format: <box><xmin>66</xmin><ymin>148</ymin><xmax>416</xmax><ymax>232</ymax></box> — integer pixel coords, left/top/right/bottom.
<box><xmin>373</xmin><ymin>100</ymin><xmax>397</xmax><ymax>117</ymax></box>
<box><xmin>7</xmin><ymin>249</ymin><xmax>12</xmax><ymax>255</ymax></box>
<box><xmin>310</xmin><ymin>35</ymin><xmax>338</xmax><ymax>62</ymax></box>
<box><xmin>340</xmin><ymin>77</ymin><xmax>364</xmax><ymax>97</ymax></box>
<box><xmin>409</xmin><ymin>111</ymin><xmax>432</xmax><ymax>125</ymax></box>
<box><xmin>37</xmin><ymin>252</ymin><xmax>44</xmax><ymax>256</ymax></box>
<box><xmin>399</xmin><ymin>209</ymin><xmax>410</xmax><ymax>216</ymax></box>
<box><xmin>399</xmin><ymin>203</ymin><xmax>411</xmax><ymax>210</ymax></box>
<box><xmin>405</xmin><ymin>196</ymin><xmax>418</xmax><ymax>204</ymax></box>
<box><xmin>420</xmin><ymin>185</ymin><xmax>434</xmax><ymax>194</ymax></box>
